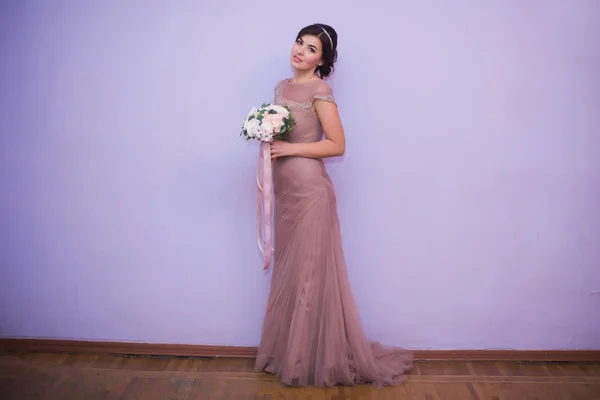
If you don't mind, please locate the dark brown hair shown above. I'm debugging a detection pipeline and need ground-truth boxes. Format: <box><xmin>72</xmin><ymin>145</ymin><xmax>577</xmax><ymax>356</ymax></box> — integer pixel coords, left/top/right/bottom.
<box><xmin>296</xmin><ymin>23</ymin><xmax>338</xmax><ymax>79</ymax></box>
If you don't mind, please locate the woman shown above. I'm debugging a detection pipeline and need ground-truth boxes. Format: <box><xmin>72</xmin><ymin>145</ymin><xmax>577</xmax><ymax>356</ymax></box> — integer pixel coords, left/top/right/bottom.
<box><xmin>255</xmin><ymin>23</ymin><xmax>413</xmax><ymax>388</ymax></box>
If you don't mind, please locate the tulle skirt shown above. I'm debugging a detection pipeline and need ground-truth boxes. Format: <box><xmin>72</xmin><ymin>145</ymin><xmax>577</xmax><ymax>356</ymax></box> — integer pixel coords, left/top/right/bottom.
<box><xmin>255</xmin><ymin>158</ymin><xmax>413</xmax><ymax>387</ymax></box>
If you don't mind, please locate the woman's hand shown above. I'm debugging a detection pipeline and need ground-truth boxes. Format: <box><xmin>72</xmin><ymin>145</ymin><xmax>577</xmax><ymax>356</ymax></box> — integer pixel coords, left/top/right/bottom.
<box><xmin>270</xmin><ymin>139</ymin><xmax>294</xmax><ymax>160</ymax></box>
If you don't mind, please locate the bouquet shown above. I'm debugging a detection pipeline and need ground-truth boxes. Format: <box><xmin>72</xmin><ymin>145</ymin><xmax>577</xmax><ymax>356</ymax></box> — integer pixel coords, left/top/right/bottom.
<box><xmin>241</xmin><ymin>103</ymin><xmax>296</xmax><ymax>142</ymax></box>
<box><xmin>241</xmin><ymin>103</ymin><xmax>295</xmax><ymax>270</ymax></box>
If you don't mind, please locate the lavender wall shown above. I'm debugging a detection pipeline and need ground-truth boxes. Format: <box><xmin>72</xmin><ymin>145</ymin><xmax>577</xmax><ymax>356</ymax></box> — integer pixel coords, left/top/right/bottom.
<box><xmin>1</xmin><ymin>0</ymin><xmax>599</xmax><ymax>350</ymax></box>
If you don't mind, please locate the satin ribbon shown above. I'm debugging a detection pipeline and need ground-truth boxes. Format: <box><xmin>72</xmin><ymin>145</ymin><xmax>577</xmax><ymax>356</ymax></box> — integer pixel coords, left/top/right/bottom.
<box><xmin>256</xmin><ymin>142</ymin><xmax>274</xmax><ymax>270</ymax></box>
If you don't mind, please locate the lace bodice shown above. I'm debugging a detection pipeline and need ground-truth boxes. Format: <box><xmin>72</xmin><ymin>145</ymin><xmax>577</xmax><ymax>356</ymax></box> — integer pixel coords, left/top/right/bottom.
<box><xmin>273</xmin><ymin>78</ymin><xmax>336</xmax><ymax>144</ymax></box>
<box><xmin>275</xmin><ymin>78</ymin><xmax>336</xmax><ymax>110</ymax></box>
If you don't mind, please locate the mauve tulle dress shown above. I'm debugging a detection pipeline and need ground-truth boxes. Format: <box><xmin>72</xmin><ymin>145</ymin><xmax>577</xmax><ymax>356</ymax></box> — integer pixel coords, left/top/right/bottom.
<box><xmin>255</xmin><ymin>78</ymin><xmax>413</xmax><ymax>388</ymax></box>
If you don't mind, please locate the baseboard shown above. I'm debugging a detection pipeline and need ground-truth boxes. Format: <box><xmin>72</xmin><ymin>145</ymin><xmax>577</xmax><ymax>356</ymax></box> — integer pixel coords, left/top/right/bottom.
<box><xmin>1</xmin><ymin>338</ymin><xmax>599</xmax><ymax>362</ymax></box>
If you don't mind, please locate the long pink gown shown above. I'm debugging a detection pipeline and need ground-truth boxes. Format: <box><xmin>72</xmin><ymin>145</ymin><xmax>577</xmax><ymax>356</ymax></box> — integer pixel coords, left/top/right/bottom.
<box><xmin>255</xmin><ymin>78</ymin><xmax>413</xmax><ymax>388</ymax></box>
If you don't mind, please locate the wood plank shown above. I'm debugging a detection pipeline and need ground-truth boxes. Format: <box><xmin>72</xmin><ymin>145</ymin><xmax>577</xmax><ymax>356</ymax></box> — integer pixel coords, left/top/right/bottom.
<box><xmin>1</xmin><ymin>352</ymin><xmax>599</xmax><ymax>399</ymax></box>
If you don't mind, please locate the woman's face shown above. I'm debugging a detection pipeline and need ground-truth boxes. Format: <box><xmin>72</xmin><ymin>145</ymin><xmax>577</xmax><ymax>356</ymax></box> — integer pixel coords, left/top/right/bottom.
<box><xmin>290</xmin><ymin>35</ymin><xmax>323</xmax><ymax>72</ymax></box>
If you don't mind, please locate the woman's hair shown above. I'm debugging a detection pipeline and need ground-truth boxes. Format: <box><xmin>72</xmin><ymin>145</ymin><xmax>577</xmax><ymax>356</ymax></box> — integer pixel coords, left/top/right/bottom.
<box><xmin>296</xmin><ymin>23</ymin><xmax>338</xmax><ymax>79</ymax></box>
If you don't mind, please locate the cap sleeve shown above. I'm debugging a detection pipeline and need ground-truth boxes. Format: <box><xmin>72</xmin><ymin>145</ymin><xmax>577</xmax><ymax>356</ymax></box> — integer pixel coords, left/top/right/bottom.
<box><xmin>313</xmin><ymin>82</ymin><xmax>336</xmax><ymax>105</ymax></box>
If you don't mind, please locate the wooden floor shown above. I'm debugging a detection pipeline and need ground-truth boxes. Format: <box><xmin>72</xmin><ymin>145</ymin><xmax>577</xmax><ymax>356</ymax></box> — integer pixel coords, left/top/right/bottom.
<box><xmin>1</xmin><ymin>351</ymin><xmax>599</xmax><ymax>399</ymax></box>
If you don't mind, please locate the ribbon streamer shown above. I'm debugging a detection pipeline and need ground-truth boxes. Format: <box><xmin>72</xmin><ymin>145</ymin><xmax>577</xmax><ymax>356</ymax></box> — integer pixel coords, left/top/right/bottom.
<box><xmin>256</xmin><ymin>142</ymin><xmax>274</xmax><ymax>270</ymax></box>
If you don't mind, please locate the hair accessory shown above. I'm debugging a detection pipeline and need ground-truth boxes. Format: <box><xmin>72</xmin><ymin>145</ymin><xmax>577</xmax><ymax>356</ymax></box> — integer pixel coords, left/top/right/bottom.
<box><xmin>320</xmin><ymin>27</ymin><xmax>334</xmax><ymax>51</ymax></box>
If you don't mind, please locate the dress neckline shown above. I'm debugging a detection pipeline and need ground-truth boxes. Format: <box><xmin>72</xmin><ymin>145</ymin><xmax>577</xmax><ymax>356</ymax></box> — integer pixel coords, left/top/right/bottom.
<box><xmin>287</xmin><ymin>78</ymin><xmax>321</xmax><ymax>85</ymax></box>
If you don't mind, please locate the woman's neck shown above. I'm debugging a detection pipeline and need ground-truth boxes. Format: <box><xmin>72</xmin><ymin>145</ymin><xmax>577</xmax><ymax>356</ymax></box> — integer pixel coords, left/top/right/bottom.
<box><xmin>291</xmin><ymin>70</ymin><xmax>319</xmax><ymax>83</ymax></box>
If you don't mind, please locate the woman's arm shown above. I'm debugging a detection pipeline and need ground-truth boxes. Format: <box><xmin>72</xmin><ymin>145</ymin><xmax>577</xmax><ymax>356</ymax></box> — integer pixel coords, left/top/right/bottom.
<box><xmin>270</xmin><ymin>98</ymin><xmax>345</xmax><ymax>160</ymax></box>
<box><xmin>292</xmin><ymin>99</ymin><xmax>345</xmax><ymax>158</ymax></box>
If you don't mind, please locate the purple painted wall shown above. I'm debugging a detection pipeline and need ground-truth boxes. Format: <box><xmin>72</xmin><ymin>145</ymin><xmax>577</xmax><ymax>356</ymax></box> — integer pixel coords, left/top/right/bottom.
<box><xmin>1</xmin><ymin>0</ymin><xmax>599</xmax><ymax>350</ymax></box>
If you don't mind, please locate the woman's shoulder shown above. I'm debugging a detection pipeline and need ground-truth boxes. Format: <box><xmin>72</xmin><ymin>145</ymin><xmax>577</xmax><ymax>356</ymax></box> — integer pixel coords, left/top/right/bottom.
<box><xmin>274</xmin><ymin>78</ymin><xmax>290</xmax><ymax>90</ymax></box>
<box><xmin>312</xmin><ymin>79</ymin><xmax>335</xmax><ymax>99</ymax></box>
<box><xmin>313</xmin><ymin>78</ymin><xmax>332</xmax><ymax>89</ymax></box>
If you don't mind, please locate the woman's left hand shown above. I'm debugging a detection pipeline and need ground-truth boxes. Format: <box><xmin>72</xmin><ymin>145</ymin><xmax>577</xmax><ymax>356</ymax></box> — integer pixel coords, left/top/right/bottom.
<box><xmin>270</xmin><ymin>139</ymin><xmax>294</xmax><ymax>160</ymax></box>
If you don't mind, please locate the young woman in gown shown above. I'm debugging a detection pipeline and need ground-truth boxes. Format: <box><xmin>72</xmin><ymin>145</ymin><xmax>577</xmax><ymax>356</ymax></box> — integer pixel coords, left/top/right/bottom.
<box><xmin>255</xmin><ymin>23</ymin><xmax>413</xmax><ymax>388</ymax></box>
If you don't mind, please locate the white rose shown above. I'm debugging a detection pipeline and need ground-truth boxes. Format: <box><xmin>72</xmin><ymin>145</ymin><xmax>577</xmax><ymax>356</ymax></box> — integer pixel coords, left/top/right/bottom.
<box><xmin>271</xmin><ymin>105</ymin><xmax>289</xmax><ymax>117</ymax></box>
<box><xmin>261</xmin><ymin>120</ymin><xmax>274</xmax><ymax>136</ymax></box>
<box><xmin>245</xmin><ymin>118</ymin><xmax>261</xmax><ymax>138</ymax></box>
